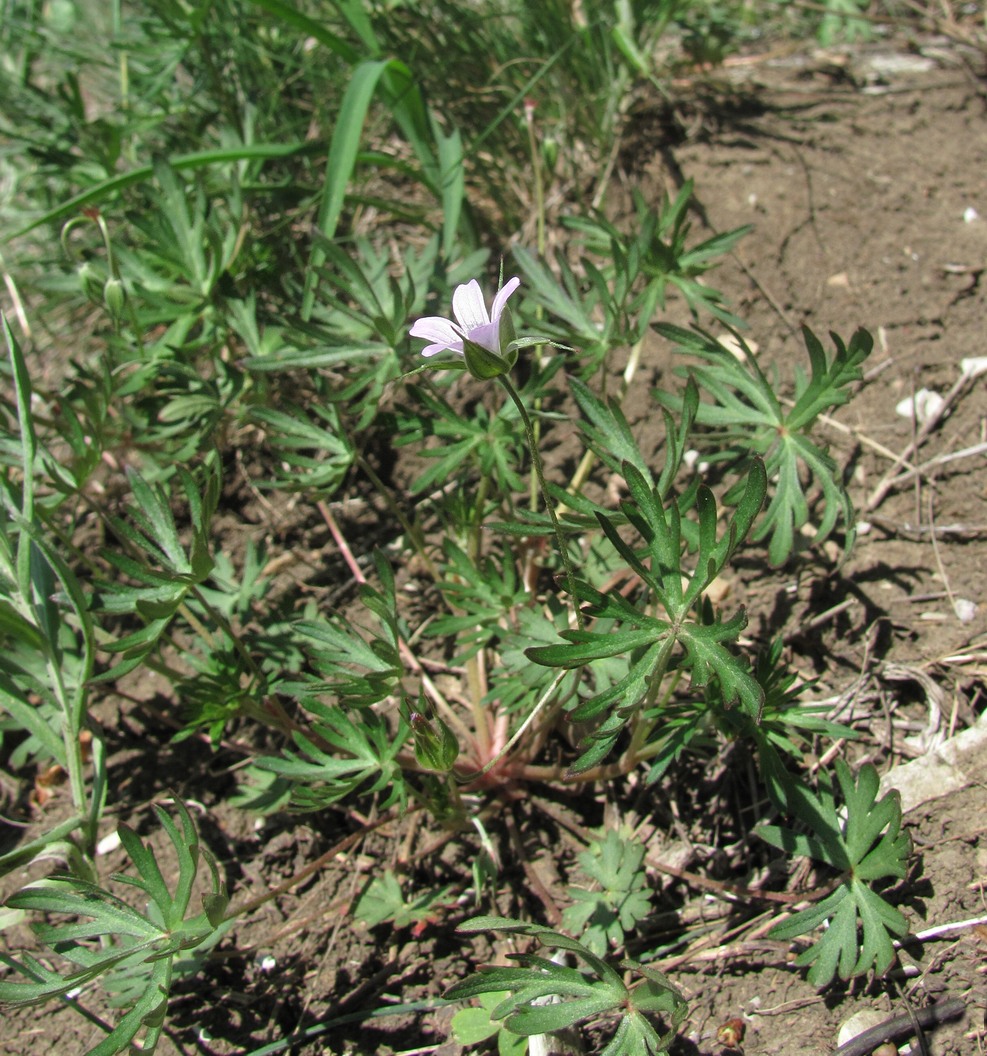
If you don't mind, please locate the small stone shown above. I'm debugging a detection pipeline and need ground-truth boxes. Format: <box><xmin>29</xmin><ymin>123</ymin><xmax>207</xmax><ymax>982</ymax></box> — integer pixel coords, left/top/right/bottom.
<box><xmin>717</xmin><ymin>333</ymin><xmax>756</xmax><ymax>361</ymax></box>
<box><xmin>895</xmin><ymin>389</ymin><xmax>944</xmax><ymax>423</ymax></box>
<box><xmin>960</xmin><ymin>356</ymin><xmax>987</xmax><ymax>380</ymax></box>
<box><xmin>837</xmin><ymin>1008</ymin><xmax>889</xmax><ymax>1048</ymax></box>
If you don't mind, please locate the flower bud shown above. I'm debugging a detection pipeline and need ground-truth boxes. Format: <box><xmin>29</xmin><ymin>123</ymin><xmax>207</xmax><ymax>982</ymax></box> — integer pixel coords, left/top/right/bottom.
<box><xmin>77</xmin><ymin>261</ymin><xmax>101</xmax><ymax>301</ymax></box>
<box><xmin>405</xmin><ymin>693</ymin><xmax>459</xmax><ymax>772</ymax></box>
<box><xmin>542</xmin><ymin>136</ymin><xmax>559</xmax><ymax>173</ymax></box>
<box><xmin>103</xmin><ymin>277</ymin><xmax>126</xmax><ymax>320</ymax></box>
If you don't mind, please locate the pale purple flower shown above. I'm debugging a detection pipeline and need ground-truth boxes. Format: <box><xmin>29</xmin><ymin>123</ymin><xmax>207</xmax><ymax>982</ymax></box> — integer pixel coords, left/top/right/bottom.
<box><xmin>410</xmin><ymin>277</ymin><xmax>520</xmax><ymax>358</ymax></box>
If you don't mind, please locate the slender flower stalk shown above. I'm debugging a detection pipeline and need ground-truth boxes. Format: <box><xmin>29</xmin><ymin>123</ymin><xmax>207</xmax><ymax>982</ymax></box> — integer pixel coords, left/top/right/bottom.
<box><xmin>409</xmin><ymin>277</ymin><xmax>583</xmax><ymax>629</ymax></box>
<box><xmin>497</xmin><ymin>375</ymin><xmax>584</xmax><ymax>630</ymax></box>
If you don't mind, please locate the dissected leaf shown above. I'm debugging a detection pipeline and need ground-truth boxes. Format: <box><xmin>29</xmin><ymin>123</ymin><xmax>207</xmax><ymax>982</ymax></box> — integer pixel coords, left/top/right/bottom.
<box><xmin>0</xmin><ymin>801</ymin><xmax>226</xmax><ymax>1055</ymax></box>
<box><xmin>355</xmin><ymin>870</ymin><xmax>453</xmax><ymax>930</ymax></box>
<box><xmin>760</xmin><ymin>761</ymin><xmax>910</xmax><ymax>986</ymax></box>
<box><xmin>563</xmin><ymin>830</ymin><xmax>653</xmax><ymax>955</ymax></box>
<box><xmin>655</xmin><ymin>323</ymin><xmax>872</xmax><ymax>565</ymax></box>
<box><xmin>527</xmin><ymin>461</ymin><xmax>765</xmax><ymax>773</ymax></box>
<box><xmin>448</xmin><ymin>918</ymin><xmax>686</xmax><ymax>1055</ymax></box>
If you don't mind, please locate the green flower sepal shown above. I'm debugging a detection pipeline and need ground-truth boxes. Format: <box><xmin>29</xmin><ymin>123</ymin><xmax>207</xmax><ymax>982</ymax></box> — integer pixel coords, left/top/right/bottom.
<box><xmin>403</xmin><ymin>691</ymin><xmax>459</xmax><ymax>773</ymax></box>
<box><xmin>462</xmin><ymin>307</ymin><xmax>518</xmax><ymax>380</ymax></box>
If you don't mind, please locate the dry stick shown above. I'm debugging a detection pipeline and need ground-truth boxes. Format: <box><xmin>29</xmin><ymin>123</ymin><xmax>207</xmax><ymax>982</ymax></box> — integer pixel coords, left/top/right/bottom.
<box><xmin>505</xmin><ymin>806</ymin><xmax>562</xmax><ymax>927</ymax></box>
<box><xmin>833</xmin><ymin>998</ymin><xmax>966</xmax><ymax>1056</ymax></box>
<box><xmin>646</xmin><ymin>853</ymin><xmax>840</xmax><ymax>906</ymax></box>
<box><xmin>902</xmin><ymin>913</ymin><xmax>987</xmax><ymax>945</ymax></box>
<box><xmin>866</xmin><ymin>370</ymin><xmax>978</xmax><ymax>512</ymax></box>
<box><xmin>228</xmin><ymin>807</ymin><xmax>420</xmax><ymax>920</ymax></box>
<box><xmin>670</xmin><ymin>903</ymin><xmax>987</xmax><ymax>977</ymax></box>
<box><xmin>927</xmin><ymin>491</ymin><xmax>960</xmax><ymax>619</ymax></box>
<box><xmin>869</xmin><ymin>515</ymin><xmax>987</xmax><ymax>539</ymax></box>
<box><xmin>532</xmin><ymin>794</ymin><xmax>833</xmax><ymax>907</ymax></box>
<box><xmin>784</xmin><ymin>598</ymin><xmax>857</xmax><ymax>642</ymax></box>
<box><xmin>315</xmin><ymin>500</ymin><xmax>476</xmax><ymax>746</ymax></box>
<box><xmin>401</xmin><ymin>801</ymin><xmax>506</xmax><ymax>868</ymax></box>
<box><xmin>658</xmin><ymin>910</ymin><xmax>781</xmax><ymax>972</ymax></box>
<box><xmin>885</xmin><ymin>441</ymin><xmax>987</xmax><ymax>490</ymax></box>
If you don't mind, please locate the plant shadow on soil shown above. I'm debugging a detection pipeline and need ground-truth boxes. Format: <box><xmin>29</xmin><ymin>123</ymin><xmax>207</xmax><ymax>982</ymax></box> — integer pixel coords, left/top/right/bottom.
<box><xmin>3</xmin><ymin>33</ymin><xmax>987</xmax><ymax>1056</ymax></box>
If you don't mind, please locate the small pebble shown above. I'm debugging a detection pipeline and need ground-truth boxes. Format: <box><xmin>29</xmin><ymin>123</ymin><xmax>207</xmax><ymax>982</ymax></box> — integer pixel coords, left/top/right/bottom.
<box><xmin>960</xmin><ymin>356</ymin><xmax>987</xmax><ymax>379</ymax></box>
<box><xmin>895</xmin><ymin>389</ymin><xmax>943</xmax><ymax>423</ymax></box>
<box><xmin>837</xmin><ymin>1008</ymin><xmax>888</xmax><ymax>1047</ymax></box>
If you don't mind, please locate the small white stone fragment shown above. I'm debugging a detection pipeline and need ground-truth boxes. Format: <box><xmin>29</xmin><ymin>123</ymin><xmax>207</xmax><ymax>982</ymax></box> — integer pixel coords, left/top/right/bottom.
<box><xmin>837</xmin><ymin>1009</ymin><xmax>889</xmax><ymax>1048</ymax></box>
<box><xmin>717</xmin><ymin>333</ymin><xmax>756</xmax><ymax>361</ymax></box>
<box><xmin>682</xmin><ymin>449</ymin><xmax>710</xmax><ymax>474</ymax></box>
<box><xmin>953</xmin><ymin>598</ymin><xmax>978</xmax><ymax>624</ymax></box>
<box><xmin>960</xmin><ymin>356</ymin><xmax>987</xmax><ymax>380</ymax></box>
<box><xmin>895</xmin><ymin>388</ymin><xmax>944</xmax><ymax>423</ymax></box>
<box><xmin>96</xmin><ymin>830</ymin><xmax>122</xmax><ymax>856</ymax></box>
<box><xmin>963</xmin><ymin>206</ymin><xmax>979</xmax><ymax>223</ymax></box>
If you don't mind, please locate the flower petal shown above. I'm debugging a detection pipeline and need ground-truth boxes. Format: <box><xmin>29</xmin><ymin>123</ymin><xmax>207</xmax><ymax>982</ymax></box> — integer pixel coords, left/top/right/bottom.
<box><xmin>489</xmin><ymin>276</ymin><xmax>520</xmax><ymax>323</ymax></box>
<box><xmin>467</xmin><ymin>320</ymin><xmax>500</xmax><ymax>354</ymax></box>
<box><xmin>452</xmin><ymin>280</ymin><xmax>490</xmax><ymax>332</ymax></box>
<box><xmin>410</xmin><ymin>316</ymin><xmax>460</xmax><ymax>342</ymax></box>
<box><xmin>420</xmin><ymin>339</ymin><xmax>464</xmax><ymax>357</ymax></box>
<box><xmin>410</xmin><ymin>315</ymin><xmax>464</xmax><ymax>357</ymax></box>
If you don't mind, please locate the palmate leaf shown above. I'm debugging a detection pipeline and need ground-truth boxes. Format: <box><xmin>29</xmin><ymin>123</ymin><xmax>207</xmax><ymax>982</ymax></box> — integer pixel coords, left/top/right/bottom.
<box><xmin>654</xmin><ymin>323</ymin><xmax>872</xmax><ymax>565</ymax></box>
<box><xmin>256</xmin><ymin>702</ymin><xmax>409</xmax><ymax>812</ymax></box>
<box><xmin>279</xmin><ymin>551</ymin><xmax>402</xmax><ymax>709</ymax></box>
<box><xmin>448</xmin><ymin>918</ymin><xmax>687</xmax><ymax>1056</ymax></box>
<box><xmin>567</xmin><ymin>371</ymin><xmax>699</xmax><ymax>496</ymax></box>
<box><xmin>93</xmin><ymin>463</ymin><xmax>219</xmax><ymax>678</ymax></box>
<box><xmin>565</xmin><ymin>182</ymin><xmax>751</xmax><ymax>329</ymax></box>
<box><xmin>0</xmin><ymin>800</ymin><xmax>227</xmax><ymax>1056</ymax></box>
<box><xmin>399</xmin><ymin>384</ymin><xmax>525</xmax><ymax>496</ymax></box>
<box><xmin>427</xmin><ymin>538</ymin><xmax>530</xmax><ymax>660</ymax></box>
<box><xmin>562</xmin><ymin>831</ymin><xmax>653</xmax><ymax>956</ymax></box>
<box><xmin>759</xmin><ymin>761</ymin><xmax>910</xmax><ymax>987</ymax></box>
<box><xmin>354</xmin><ymin>869</ymin><xmax>454</xmax><ymax>930</ymax></box>
<box><xmin>512</xmin><ymin>247</ymin><xmax>614</xmax><ymax>371</ymax></box>
<box><xmin>527</xmin><ymin>460</ymin><xmax>765</xmax><ymax>773</ymax></box>
<box><xmin>248</xmin><ymin>402</ymin><xmax>354</xmax><ymax>494</ymax></box>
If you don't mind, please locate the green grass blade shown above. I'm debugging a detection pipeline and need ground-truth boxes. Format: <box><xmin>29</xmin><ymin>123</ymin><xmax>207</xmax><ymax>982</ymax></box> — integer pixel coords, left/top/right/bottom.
<box><xmin>3</xmin><ymin>313</ymin><xmax>36</xmax><ymax>598</ymax></box>
<box><xmin>302</xmin><ymin>58</ymin><xmax>395</xmax><ymax>319</ymax></box>
<box><xmin>246</xmin><ymin>0</ymin><xmax>360</xmax><ymax>62</ymax></box>
<box><xmin>5</xmin><ymin>144</ymin><xmax>313</xmax><ymax>243</ymax></box>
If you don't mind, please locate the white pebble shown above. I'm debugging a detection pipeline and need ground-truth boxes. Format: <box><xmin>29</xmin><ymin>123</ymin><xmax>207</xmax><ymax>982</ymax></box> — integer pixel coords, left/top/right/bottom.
<box><xmin>895</xmin><ymin>389</ymin><xmax>944</xmax><ymax>423</ymax></box>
